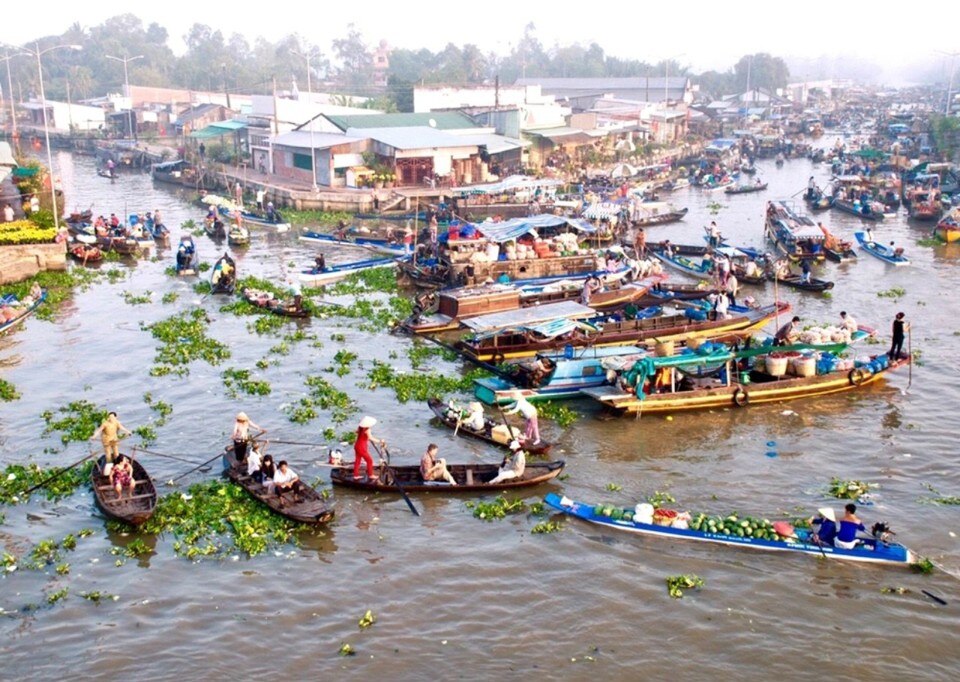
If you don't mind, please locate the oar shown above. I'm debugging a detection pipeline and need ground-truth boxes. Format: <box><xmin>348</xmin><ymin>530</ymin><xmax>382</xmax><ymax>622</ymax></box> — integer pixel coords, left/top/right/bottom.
<box><xmin>373</xmin><ymin>441</ymin><xmax>419</xmax><ymax>517</ymax></box>
<box><xmin>165</xmin><ymin>451</ymin><xmax>224</xmax><ymax>486</ymax></box>
<box><xmin>906</xmin><ymin>325</ymin><xmax>913</xmax><ymax>392</ymax></box>
<box><xmin>269</xmin><ymin>438</ymin><xmax>328</xmax><ymax>447</ymax></box>
<box><xmin>496</xmin><ymin>402</ymin><xmax>520</xmax><ymax>444</ymax></box>
<box><xmin>133</xmin><ymin>446</ymin><xmax>209</xmax><ymax>467</ymax></box>
<box><xmin>20</xmin><ymin>452</ymin><xmax>96</xmax><ymax>497</ymax></box>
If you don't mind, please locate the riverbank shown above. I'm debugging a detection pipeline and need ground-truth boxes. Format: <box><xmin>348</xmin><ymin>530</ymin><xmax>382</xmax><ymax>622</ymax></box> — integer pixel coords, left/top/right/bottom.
<box><xmin>0</xmin><ymin>242</ymin><xmax>67</xmax><ymax>284</ymax></box>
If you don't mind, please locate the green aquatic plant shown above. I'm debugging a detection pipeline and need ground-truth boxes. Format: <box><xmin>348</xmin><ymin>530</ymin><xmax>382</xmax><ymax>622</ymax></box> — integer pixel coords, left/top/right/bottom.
<box><xmin>143</xmin><ymin>393</ymin><xmax>173</xmax><ymax>425</ymax></box>
<box><xmin>285</xmin><ymin>375</ymin><xmax>357</xmax><ymax>425</ymax></box>
<box><xmin>467</xmin><ymin>496</ymin><xmax>527</xmax><ymax>521</ymax></box>
<box><xmin>161</xmin><ymin>292</ymin><xmax>179</xmax><ymax>304</ymax></box>
<box><xmin>0</xmin><ymin>378</ymin><xmax>19</xmax><ymax>402</ymax></box>
<box><xmin>121</xmin><ymin>291</ymin><xmax>152</xmax><ymax>305</ymax></box>
<box><xmin>537</xmin><ymin>401</ymin><xmax>578</xmax><ymax>428</ymax></box>
<box><xmin>40</xmin><ymin>400</ymin><xmax>109</xmax><ymax>444</ymax></box>
<box><xmin>365</xmin><ymin>362</ymin><xmax>487</xmax><ymax>403</ymax></box>
<box><xmin>531</xmin><ymin>520</ymin><xmax>563</xmax><ymax>534</ymax></box>
<box><xmin>222</xmin><ymin>368</ymin><xmax>272</xmax><ymax>397</ymax></box>
<box><xmin>666</xmin><ymin>574</ymin><xmax>704</xmax><ymax>598</ymax></box>
<box><xmin>146</xmin><ymin>309</ymin><xmax>230</xmax><ymax>376</ymax></box>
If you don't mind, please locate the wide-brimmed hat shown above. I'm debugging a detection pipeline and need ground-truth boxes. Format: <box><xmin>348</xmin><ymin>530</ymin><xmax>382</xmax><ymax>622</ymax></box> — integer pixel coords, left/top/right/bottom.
<box><xmin>359</xmin><ymin>415</ymin><xmax>377</xmax><ymax>428</ymax></box>
<box><xmin>236</xmin><ymin>412</ymin><xmax>249</xmax><ymax>422</ymax></box>
<box><xmin>468</xmin><ymin>402</ymin><xmax>483</xmax><ymax>412</ymax></box>
<box><xmin>818</xmin><ymin>507</ymin><xmax>836</xmax><ymax>523</ymax></box>
<box><xmin>509</xmin><ymin>440</ymin><xmax>522</xmax><ymax>451</ymax></box>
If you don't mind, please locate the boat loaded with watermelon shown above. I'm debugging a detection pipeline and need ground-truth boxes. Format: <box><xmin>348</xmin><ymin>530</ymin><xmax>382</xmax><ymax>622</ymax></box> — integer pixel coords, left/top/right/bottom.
<box><xmin>544</xmin><ymin>493</ymin><xmax>916</xmax><ymax>567</ymax></box>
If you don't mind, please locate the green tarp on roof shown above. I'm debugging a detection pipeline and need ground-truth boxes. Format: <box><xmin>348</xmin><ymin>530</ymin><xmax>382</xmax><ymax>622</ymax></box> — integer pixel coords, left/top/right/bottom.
<box><xmin>189</xmin><ymin>120</ymin><xmax>248</xmax><ymax>139</ymax></box>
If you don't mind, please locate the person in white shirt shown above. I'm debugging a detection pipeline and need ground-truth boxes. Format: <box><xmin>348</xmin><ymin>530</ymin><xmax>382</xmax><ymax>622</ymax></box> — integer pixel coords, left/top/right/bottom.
<box><xmin>246</xmin><ymin>442</ymin><xmax>264</xmax><ymax>481</ymax></box>
<box><xmin>839</xmin><ymin>311</ymin><xmax>858</xmax><ymax>333</ymax></box>
<box><xmin>232</xmin><ymin>412</ymin><xmax>264</xmax><ymax>464</ymax></box>
<box><xmin>504</xmin><ymin>391</ymin><xmax>540</xmax><ymax>445</ymax></box>
<box><xmin>463</xmin><ymin>402</ymin><xmax>486</xmax><ymax>432</ymax></box>
<box><xmin>273</xmin><ymin>460</ymin><xmax>305</xmax><ymax>506</ymax></box>
<box><xmin>715</xmin><ymin>292</ymin><xmax>730</xmax><ymax>319</ymax></box>
<box><xmin>488</xmin><ymin>441</ymin><xmax>526</xmax><ymax>484</ymax></box>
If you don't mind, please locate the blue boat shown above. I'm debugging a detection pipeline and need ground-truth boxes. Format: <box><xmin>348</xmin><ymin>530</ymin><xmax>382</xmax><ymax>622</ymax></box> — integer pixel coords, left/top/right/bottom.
<box><xmin>473</xmin><ymin>341</ymin><xmax>656</xmax><ymax>404</ymax></box>
<box><xmin>544</xmin><ymin>493</ymin><xmax>916</xmax><ymax>567</ymax></box>
<box><xmin>299</xmin><ymin>231</ymin><xmax>409</xmax><ymax>257</ymax></box>
<box><xmin>854</xmin><ymin>232</ymin><xmax>909</xmax><ymax>266</ymax></box>
<box><xmin>218</xmin><ymin>206</ymin><xmax>291</xmax><ymax>232</ymax></box>
<box><xmin>298</xmin><ymin>255</ymin><xmax>407</xmax><ymax>286</ymax></box>
<box><xmin>764</xmin><ymin>200</ymin><xmax>826</xmax><ymax>262</ymax></box>
<box><xmin>833</xmin><ymin>198</ymin><xmax>883</xmax><ymax>222</ymax></box>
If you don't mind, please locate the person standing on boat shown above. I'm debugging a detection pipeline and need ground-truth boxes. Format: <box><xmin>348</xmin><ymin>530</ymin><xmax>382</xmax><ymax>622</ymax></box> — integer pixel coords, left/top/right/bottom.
<box><xmin>581</xmin><ymin>274</ymin><xmax>602</xmax><ymax>305</ymax></box>
<box><xmin>634</xmin><ymin>227</ymin><xmax>647</xmax><ymax>259</ymax></box>
<box><xmin>800</xmin><ymin>259</ymin><xmax>812</xmax><ymax>284</ymax></box>
<box><xmin>420</xmin><ymin>444</ymin><xmax>457</xmax><ymax>485</ymax></box>
<box><xmin>806</xmin><ymin>176</ymin><xmax>816</xmax><ymax>199</ymax></box>
<box><xmin>91</xmin><ymin>412</ymin><xmax>132</xmax><ymax>463</ymax></box>
<box><xmin>835</xmin><ymin>504</ymin><xmax>866</xmax><ymax>550</ymax></box>
<box><xmin>256</xmin><ymin>188</ymin><xmax>265</xmax><ymax>212</ymax></box>
<box><xmin>505</xmin><ymin>392</ymin><xmax>540</xmax><ymax>445</ymax></box>
<box><xmin>889</xmin><ymin>312</ymin><xmax>908</xmax><ymax>360</ymax></box>
<box><xmin>232</xmin><ymin>412</ymin><xmax>264</xmax><ymax>464</ymax></box>
<box><xmin>707</xmin><ymin>221</ymin><xmax>721</xmax><ymax>248</ymax></box>
<box><xmin>725</xmin><ymin>272</ymin><xmax>739</xmax><ymax>306</ymax></box>
<box><xmin>488</xmin><ymin>440</ymin><xmax>526</xmax><ymax>484</ymax></box>
<box><xmin>354</xmin><ymin>416</ymin><xmax>385</xmax><ymax>481</ymax></box>
<box><xmin>810</xmin><ymin>507</ymin><xmax>838</xmax><ymax>547</ymax></box>
<box><xmin>312</xmin><ymin>254</ymin><xmax>327</xmax><ymax>274</ymax></box>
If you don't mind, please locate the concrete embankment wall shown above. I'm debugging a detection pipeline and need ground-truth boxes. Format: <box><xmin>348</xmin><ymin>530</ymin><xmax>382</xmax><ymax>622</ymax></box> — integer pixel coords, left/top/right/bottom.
<box><xmin>0</xmin><ymin>243</ymin><xmax>68</xmax><ymax>285</ymax></box>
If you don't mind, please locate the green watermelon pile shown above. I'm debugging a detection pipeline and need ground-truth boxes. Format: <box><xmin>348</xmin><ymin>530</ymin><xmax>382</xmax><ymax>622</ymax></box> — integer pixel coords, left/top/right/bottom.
<box><xmin>592</xmin><ymin>504</ymin><xmax>634</xmax><ymax>522</ymax></box>
<box><xmin>689</xmin><ymin>513</ymin><xmax>782</xmax><ymax>541</ymax></box>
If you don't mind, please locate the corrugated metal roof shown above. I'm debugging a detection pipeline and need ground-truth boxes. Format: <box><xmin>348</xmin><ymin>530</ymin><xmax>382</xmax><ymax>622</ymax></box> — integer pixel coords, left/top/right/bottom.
<box><xmin>517</xmin><ymin>77</ymin><xmax>689</xmax><ymax>90</ymax></box>
<box><xmin>463</xmin><ymin>301</ymin><xmax>596</xmax><ymax>333</ymax></box>
<box><xmin>449</xmin><ymin>133</ymin><xmax>529</xmax><ymax>154</ymax></box>
<box><xmin>327</xmin><ymin>111</ymin><xmax>478</xmax><ymax>131</ymax></box>
<box><xmin>271</xmin><ymin>131</ymin><xmax>363</xmax><ymax>150</ymax></box>
<box><xmin>346</xmin><ymin>126</ymin><xmax>476</xmax><ymax>151</ymax></box>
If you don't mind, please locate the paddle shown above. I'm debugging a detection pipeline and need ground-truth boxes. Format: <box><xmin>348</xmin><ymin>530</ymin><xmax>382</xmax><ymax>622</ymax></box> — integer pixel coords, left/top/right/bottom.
<box><xmin>373</xmin><ymin>442</ymin><xmax>419</xmax><ymax>516</ymax></box>
<box><xmin>906</xmin><ymin>324</ymin><xmax>913</xmax><ymax>391</ymax></box>
<box><xmin>497</xmin><ymin>402</ymin><xmax>521</xmax><ymax>444</ymax></box>
<box><xmin>20</xmin><ymin>452</ymin><xmax>96</xmax><ymax>498</ymax></box>
<box><xmin>269</xmin><ymin>438</ymin><xmax>328</xmax><ymax>447</ymax></box>
<box><xmin>774</xmin><ymin>521</ymin><xmax>827</xmax><ymax>559</ymax></box>
<box><xmin>165</xmin><ymin>451</ymin><xmax>224</xmax><ymax>486</ymax></box>
<box><xmin>133</xmin><ymin>446</ymin><xmax>210</xmax><ymax>468</ymax></box>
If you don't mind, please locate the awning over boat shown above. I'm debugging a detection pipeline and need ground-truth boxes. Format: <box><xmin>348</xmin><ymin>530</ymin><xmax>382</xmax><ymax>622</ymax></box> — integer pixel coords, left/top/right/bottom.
<box><xmin>471</xmin><ymin>317</ymin><xmax>581</xmax><ymax>341</ymax></box>
<box><xmin>463</xmin><ymin>301</ymin><xmax>596</xmax><ymax>334</ymax></box>
<box><xmin>472</xmin><ymin>214</ymin><xmax>597</xmax><ymax>242</ymax></box>
<box><xmin>582</xmin><ymin>202</ymin><xmax>624</xmax><ymax>220</ymax></box>
<box><xmin>790</xmin><ymin>224</ymin><xmax>826</xmax><ymax>240</ymax></box>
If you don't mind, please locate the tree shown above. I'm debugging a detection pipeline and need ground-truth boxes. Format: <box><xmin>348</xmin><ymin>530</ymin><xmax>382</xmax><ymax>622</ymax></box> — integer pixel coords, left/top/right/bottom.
<box><xmin>733</xmin><ymin>53</ymin><xmax>789</xmax><ymax>93</ymax></box>
<box><xmin>332</xmin><ymin>24</ymin><xmax>373</xmax><ymax>94</ymax></box>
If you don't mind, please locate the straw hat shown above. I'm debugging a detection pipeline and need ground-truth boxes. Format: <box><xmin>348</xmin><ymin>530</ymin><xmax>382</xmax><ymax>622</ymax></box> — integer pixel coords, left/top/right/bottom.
<box><xmin>818</xmin><ymin>507</ymin><xmax>836</xmax><ymax>523</ymax></box>
<box><xmin>509</xmin><ymin>440</ymin><xmax>522</xmax><ymax>451</ymax></box>
<box><xmin>359</xmin><ymin>416</ymin><xmax>377</xmax><ymax>429</ymax></box>
<box><xmin>236</xmin><ymin>412</ymin><xmax>249</xmax><ymax>422</ymax></box>
<box><xmin>468</xmin><ymin>401</ymin><xmax>483</xmax><ymax>412</ymax></box>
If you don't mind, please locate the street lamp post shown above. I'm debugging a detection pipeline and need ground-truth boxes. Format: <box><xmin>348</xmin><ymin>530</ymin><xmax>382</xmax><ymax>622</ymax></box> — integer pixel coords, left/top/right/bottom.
<box><xmin>29</xmin><ymin>43</ymin><xmax>81</xmax><ymax>231</ymax></box>
<box><xmin>1</xmin><ymin>52</ymin><xmax>19</xmax><ymax>148</ymax></box>
<box><xmin>291</xmin><ymin>47</ymin><xmax>319</xmax><ymax>192</ymax></box>
<box><xmin>662</xmin><ymin>53</ymin><xmax>685</xmax><ymax>144</ymax></box>
<box><xmin>105</xmin><ymin>53</ymin><xmax>143</xmax><ymax>140</ymax></box>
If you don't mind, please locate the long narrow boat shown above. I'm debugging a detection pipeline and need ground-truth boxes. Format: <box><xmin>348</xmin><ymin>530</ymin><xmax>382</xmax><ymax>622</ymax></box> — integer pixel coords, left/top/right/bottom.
<box><xmin>854</xmin><ymin>232</ymin><xmax>910</xmax><ymax>266</ymax></box>
<box><xmin>211</xmin><ymin>253</ymin><xmax>236</xmax><ymax>294</ymax></box>
<box><xmin>544</xmin><ymin>493</ymin><xmax>916</xmax><ymax>567</ymax></box>
<box><xmin>724</xmin><ymin>183</ymin><xmax>767</xmax><ymax>194</ymax></box>
<box><xmin>652</xmin><ymin>246</ymin><xmax>763</xmax><ymax>285</ymax></box>
<box><xmin>427</xmin><ymin>398</ymin><xmax>552</xmax><ymax>456</ymax></box>
<box><xmin>398</xmin><ymin>261</ymin><xmax>448</xmax><ymax>289</ymax></box>
<box><xmin>219</xmin><ymin>206</ymin><xmax>290</xmax><ymax>232</ymax></box>
<box><xmin>298</xmin><ymin>255</ymin><xmax>403</xmax><ymax>286</ymax></box>
<box><xmin>222</xmin><ymin>450</ymin><xmax>334</xmax><ymax>524</ymax></box>
<box><xmin>0</xmin><ymin>290</ymin><xmax>46</xmax><ymax>335</ymax></box>
<box><xmin>91</xmin><ymin>455</ymin><xmax>157</xmax><ymax>526</ymax></box>
<box><xmin>457</xmin><ymin>302</ymin><xmax>789</xmax><ymax>363</ymax></box>
<box><xmin>633</xmin><ymin>203</ymin><xmax>688</xmax><ymax>227</ymax></box>
<box><xmin>774</xmin><ymin>273</ymin><xmax>834</xmax><ymax>292</ymax></box>
<box><xmin>300</xmin><ymin>231</ymin><xmax>408</xmax><ymax>257</ymax></box>
<box><xmin>227</xmin><ymin>224</ymin><xmax>250</xmax><ymax>246</ymax></box>
<box><xmin>583</xmin><ymin>349</ymin><xmax>906</xmax><ymax>415</ymax></box>
<box><xmin>68</xmin><ymin>243</ymin><xmax>104</xmax><ymax>264</ymax></box>
<box><xmin>832</xmin><ymin>198</ymin><xmax>884</xmax><ymax>221</ymax></box>
<box><xmin>242</xmin><ymin>289</ymin><xmax>310</xmax><ymax>318</ymax></box>
<box><xmin>330</xmin><ymin>459</ymin><xmax>565</xmax><ymax>492</ymax></box>
<box><xmin>764</xmin><ymin>200</ymin><xmax>827</xmax><ymax>262</ymax></box>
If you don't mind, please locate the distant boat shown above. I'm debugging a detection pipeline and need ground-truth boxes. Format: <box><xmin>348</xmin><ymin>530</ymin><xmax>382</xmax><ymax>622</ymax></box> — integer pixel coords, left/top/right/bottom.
<box><xmin>854</xmin><ymin>232</ymin><xmax>909</xmax><ymax>265</ymax></box>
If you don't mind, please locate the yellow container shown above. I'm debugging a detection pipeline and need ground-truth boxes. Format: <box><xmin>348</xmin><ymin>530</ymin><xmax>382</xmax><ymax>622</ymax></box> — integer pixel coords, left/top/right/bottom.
<box><xmin>655</xmin><ymin>340</ymin><xmax>675</xmax><ymax>357</ymax></box>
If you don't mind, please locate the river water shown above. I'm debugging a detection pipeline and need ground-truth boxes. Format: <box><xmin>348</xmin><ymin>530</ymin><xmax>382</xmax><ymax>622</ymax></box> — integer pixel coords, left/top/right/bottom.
<box><xmin>1</xmin><ymin>146</ymin><xmax>958</xmax><ymax>680</ymax></box>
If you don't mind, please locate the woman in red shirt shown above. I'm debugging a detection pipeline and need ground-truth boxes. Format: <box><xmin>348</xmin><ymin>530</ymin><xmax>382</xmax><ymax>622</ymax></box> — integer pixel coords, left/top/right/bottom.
<box><xmin>354</xmin><ymin>416</ymin><xmax>385</xmax><ymax>481</ymax></box>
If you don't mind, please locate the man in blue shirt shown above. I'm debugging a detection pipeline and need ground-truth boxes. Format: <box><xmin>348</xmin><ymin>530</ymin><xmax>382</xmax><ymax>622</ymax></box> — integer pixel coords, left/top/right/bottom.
<box><xmin>835</xmin><ymin>503</ymin><xmax>866</xmax><ymax>550</ymax></box>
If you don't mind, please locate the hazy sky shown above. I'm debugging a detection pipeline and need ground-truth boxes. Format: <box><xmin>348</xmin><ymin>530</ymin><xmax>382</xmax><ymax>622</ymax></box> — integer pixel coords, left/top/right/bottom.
<box><xmin>2</xmin><ymin>0</ymin><xmax>955</xmax><ymax>78</ymax></box>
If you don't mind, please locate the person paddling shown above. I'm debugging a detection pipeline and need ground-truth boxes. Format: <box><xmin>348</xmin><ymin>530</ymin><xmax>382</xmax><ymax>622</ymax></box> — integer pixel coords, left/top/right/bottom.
<box><xmin>232</xmin><ymin>412</ymin><xmax>264</xmax><ymax>464</ymax></box>
<box><xmin>354</xmin><ymin>416</ymin><xmax>385</xmax><ymax>481</ymax></box>
<box><xmin>91</xmin><ymin>412</ymin><xmax>132</xmax><ymax>464</ymax></box>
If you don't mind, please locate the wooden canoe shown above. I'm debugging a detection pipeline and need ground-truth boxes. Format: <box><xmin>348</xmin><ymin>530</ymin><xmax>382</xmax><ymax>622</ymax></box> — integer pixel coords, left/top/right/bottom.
<box><xmin>222</xmin><ymin>450</ymin><xmax>334</xmax><ymax>524</ymax></box>
<box><xmin>427</xmin><ymin>397</ymin><xmax>552</xmax><ymax>456</ymax></box>
<box><xmin>91</xmin><ymin>455</ymin><xmax>157</xmax><ymax>526</ymax></box>
<box><xmin>774</xmin><ymin>274</ymin><xmax>835</xmax><ymax>292</ymax></box>
<box><xmin>330</xmin><ymin>459</ymin><xmax>565</xmax><ymax>493</ymax></box>
<box><xmin>242</xmin><ymin>289</ymin><xmax>310</xmax><ymax>317</ymax></box>
<box><xmin>0</xmin><ymin>290</ymin><xmax>46</xmax><ymax>335</ymax></box>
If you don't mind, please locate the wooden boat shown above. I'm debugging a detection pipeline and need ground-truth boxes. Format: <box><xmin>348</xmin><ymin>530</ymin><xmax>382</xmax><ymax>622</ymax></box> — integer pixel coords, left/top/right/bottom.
<box><xmin>330</xmin><ymin>458</ymin><xmax>565</xmax><ymax>493</ymax></box>
<box><xmin>145</xmin><ymin>218</ymin><xmax>170</xmax><ymax>243</ymax></box>
<box><xmin>774</xmin><ymin>273</ymin><xmax>834</xmax><ymax>292</ymax></box>
<box><xmin>764</xmin><ymin>200</ymin><xmax>827</xmax><ymax>262</ymax></box>
<box><xmin>724</xmin><ymin>182</ymin><xmax>767</xmax><ymax>194</ymax></box>
<box><xmin>242</xmin><ymin>288</ymin><xmax>310</xmax><ymax>317</ymax></box>
<box><xmin>211</xmin><ymin>253</ymin><xmax>236</xmax><ymax>294</ymax></box>
<box><xmin>457</xmin><ymin>301</ymin><xmax>789</xmax><ymax>363</ymax></box>
<box><xmin>97</xmin><ymin>168</ymin><xmax>117</xmax><ymax>180</ymax></box>
<box><xmin>91</xmin><ymin>455</ymin><xmax>157</xmax><ymax>526</ymax></box>
<box><xmin>907</xmin><ymin>193</ymin><xmax>943</xmax><ymax>221</ymax></box>
<box><xmin>222</xmin><ymin>450</ymin><xmax>333</xmax><ymax>524</ymax></box>
<box><xmin>427</xmin><ymin>398</ymin><xmax>552</xmax><ymax>456</ymax></box>
<box><xmin>298</xmin><ymin>255</ymin><xmax>402</xmax><ymax>286</ymax></box>
<box><xmin>98</xmin><ymin>234</ymin><xmax>141</xmax><ymax>256</ymax></box>
<box><xmin>68</xmin><ymin>243</ymin><xmax>103</xmax><ymax>264</ymax></box>
<box><xmin>544</xmin><ymin>493</ymin><xmax>916</xmax><ymax>567</ymax></box>
<box><xmin>804</xmin><ymin>193</ymin><xmax>835</xmax><ymax>211</ymax></box>
<box><xmin>398</xmin><ymin>260</ymin><xmax>448</xmax><ymax>289</ymax></box>
<box><xmin>832</xmin><ymin>198</ymin><xmax>884</xmax><ymax>221</ymax></box>
<box><xmin>583</xmin><ymin>349</ymin><xmax>907</xmax><ymax>416</ymax></box>
<box><xmin>934</xmin><ymin>210</ymin><xmax>960</xmax><ymax>243</ymax></box>
<box><xmin>854</xmin><ymin>232</ymin><xmax>909</xmax><ymax>266</ymax></box>
<box><xmin>204</xmin><ymin>217</ymin><xmax>226</xmax><ymax>240</ymax></box>
<box><xmin>220</xmin><ymin>206</ymin><xmax>291</xmax><ymax>232</ymax></box>
<box><xmin>403</xmin><ymin>272</ymin><xmax>660</xmax><ymax>334</ymax></box>
<box><xmin>652</xmin><ymin>244</ymin><xmax>766</xmax><ymax>286</ymax></box>
<box><xmin>817</xmin><ymin>223</ymin><xmax>857</xmax><ymax>262</ymax></box>
<box><xmin>227</xmin><ymin>224</ymin><xmax>250</xmax><ymax>246</ymax></box>
<box><xmin>633</xmin><ymin>203</ymin><xmax>688</xmax><ymax>227</ymax></box>
<box><xmin>175</xmin><ymin>237</ymin><xmax>200</xmax><ymax>275</ymax></box>
<box><xmin>66</xmin><ymin>209</ymin><xmax>93</xmax><ymax>224</ymax></box>
<box><xmin>0</xmin><ymin>290</ymin><xmax>46</xmax><ymax>335</ymax></box>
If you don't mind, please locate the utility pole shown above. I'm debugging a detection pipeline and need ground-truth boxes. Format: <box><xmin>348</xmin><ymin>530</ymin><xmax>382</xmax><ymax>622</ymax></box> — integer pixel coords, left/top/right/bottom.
<box><xmin>105</xmin><ymin>53</ymin><xmax>143</xmax><ymax>140</ymax></box>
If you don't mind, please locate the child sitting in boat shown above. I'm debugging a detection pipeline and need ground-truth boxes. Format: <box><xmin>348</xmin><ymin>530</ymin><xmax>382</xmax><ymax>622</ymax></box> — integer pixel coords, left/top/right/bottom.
<box><xmin>110</xmin><ymin>455</ymin><xmax>136</xmax><ymax>500</ymax></box>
